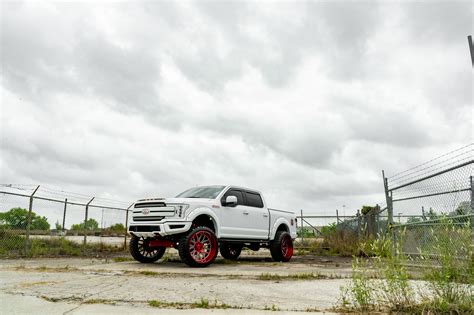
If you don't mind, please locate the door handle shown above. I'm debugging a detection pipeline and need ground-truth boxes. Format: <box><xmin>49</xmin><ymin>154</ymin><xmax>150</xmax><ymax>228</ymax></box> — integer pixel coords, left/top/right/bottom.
<box><xmin>263</xmin><ymin>214</ymin><xmax>269</xmax><ymax>217</ymax></box>
<box><xmin>243</xmin><ymin>211</ymin><xmax>249</xmax><ymax>215</ymax></box>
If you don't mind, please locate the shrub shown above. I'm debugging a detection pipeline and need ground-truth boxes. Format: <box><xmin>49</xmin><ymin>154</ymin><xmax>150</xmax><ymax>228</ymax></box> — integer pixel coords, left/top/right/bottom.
<box><xmin>70</xmin><ymin>218</ymin><xmax>99</xmax><ymax>231</ymax></box>
<box><xmin>0</xmin><ymin>208</ymin><xmax>50</xmax><ymax>230</ymax></box>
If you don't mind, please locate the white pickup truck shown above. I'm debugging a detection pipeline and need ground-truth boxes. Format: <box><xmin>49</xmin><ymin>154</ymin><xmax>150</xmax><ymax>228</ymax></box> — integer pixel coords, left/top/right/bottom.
<box><xmin>128</xmin><ymin>185</ymin><xmax>297</xmax><ymax>267</ymax></box>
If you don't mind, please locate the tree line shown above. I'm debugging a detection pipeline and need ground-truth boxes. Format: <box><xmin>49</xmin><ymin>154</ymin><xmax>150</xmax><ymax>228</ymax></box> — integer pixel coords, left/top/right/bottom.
<box><xmin>0</xmin><ymin>207</ymin><xmax>125</xmax><ymax>232</ymax></box>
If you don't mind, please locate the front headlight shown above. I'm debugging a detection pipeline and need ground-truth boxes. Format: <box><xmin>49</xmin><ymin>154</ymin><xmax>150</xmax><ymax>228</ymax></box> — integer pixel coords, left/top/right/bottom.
<box><xmin>174</xmin><ymin>204</ymin><xmax>189</xmax><ymax>217</ymax></box>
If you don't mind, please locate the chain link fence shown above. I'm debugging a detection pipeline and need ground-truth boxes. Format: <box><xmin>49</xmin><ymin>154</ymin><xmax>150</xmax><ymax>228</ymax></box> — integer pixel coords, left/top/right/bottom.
<box><xmin>2</xmin><ymin>143</ymin><xmax>472</xmax><ymax>263</ymax></box>
<box><xmin>0</xmin><ymin>185</ymin><xmax>132</xmax><ymax>257</ymax></box>
<box><xmin>295</xmin><ymin>207</ymin><xmax>390</xmax><ymax>255</ymax></box>
<box><xmin>383</xmin><ymin>144</ymin><xmax>473</xmax><ymax>265</ymax></box>
<box><xmin>1</xmin><ymin>184</ymin><xmax>381</xmax><ymax>258</ymax></box>
<box><xmin>296</xmin><ymin>145</ymin><xmax>473</xmax><ymax>261</ymax></box>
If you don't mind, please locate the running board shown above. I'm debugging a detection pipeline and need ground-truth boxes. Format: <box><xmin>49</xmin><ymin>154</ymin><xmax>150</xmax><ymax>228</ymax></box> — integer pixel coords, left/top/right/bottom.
<box><xmin>219</xmin><ymin>238</ymin><xmax>270</xmax><ymax>244</ymax></box>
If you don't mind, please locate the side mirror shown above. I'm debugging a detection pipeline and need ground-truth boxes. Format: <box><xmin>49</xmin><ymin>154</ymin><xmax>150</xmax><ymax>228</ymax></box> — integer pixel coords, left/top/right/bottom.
<box><xmin>225</xmin><ymin>195</ymin><xmax>238</xmax><ymax>207</ymax></box>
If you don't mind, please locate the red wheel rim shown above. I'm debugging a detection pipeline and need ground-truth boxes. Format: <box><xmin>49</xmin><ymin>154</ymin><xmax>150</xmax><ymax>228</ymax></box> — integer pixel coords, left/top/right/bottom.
<box><xmin>188</xmin><ymin>230</ymin><xmax>217</xmax><ymax>264</ymax></box>
<box><xmin>281</xmin><ymin>234</ymin><xmax>293</xmax><ymax>259</ymax></box>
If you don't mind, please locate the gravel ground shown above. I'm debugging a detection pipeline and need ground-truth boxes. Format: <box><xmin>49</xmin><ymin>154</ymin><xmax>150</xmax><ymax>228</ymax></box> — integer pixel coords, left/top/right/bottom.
<box><xmin>0</xmin><ymin>250</ymin><xmax>352</xmax><ymax>314</ymax></box>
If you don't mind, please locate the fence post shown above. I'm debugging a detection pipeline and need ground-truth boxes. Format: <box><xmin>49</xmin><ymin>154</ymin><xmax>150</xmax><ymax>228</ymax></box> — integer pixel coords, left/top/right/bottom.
<box><xmin>62</xmin><ymin>198</ymin><xmax>67</xmax><ymax>231</ymax></box>
<box><xmin>300</xmin><ymin>209</ymin><xmax>304</xmax><ymax>246</ymax></box>
<box><xmin>25</xmin><ymin>185</ymin><xmax>40</xmax><ymax>256</ymax></box>
<box><xmin>375</xmin><ymin>204</ymin><xmax>380</xmax><ymax>236</ymax></box>
<box><xmin>83</xmin><ymin>197</ymin><xmax>95</xmax><ymax>246</ymax></box>
<box><xmin>357</xmin><ymin>209</ymin><xmax>361</xmax><ymax>239</ymax></box>
<box><xmin>123</xmin><ymin>203</ymin><xmax>133</xmax><ymax>249</ymax></box>
<box><xmin>336</xmin><ymin>209</ymin><xmax>339</xmax><ymax>224</ymax></box>
<box><xmin>470</xmin><ymin>176</ymin><xmax>473</xmax><ymax>256</ymax></box>
<box><xmin>382</xmin><ymin>170</ymin><xmax>396</xmax><ymax>254</ymax></box>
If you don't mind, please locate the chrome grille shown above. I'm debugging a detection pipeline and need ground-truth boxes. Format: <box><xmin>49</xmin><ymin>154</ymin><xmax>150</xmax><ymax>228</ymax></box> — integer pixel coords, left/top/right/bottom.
<box><xmin>134</xmin><ymin>202</ymin><xmax>166</xmax><ymax>208</ymax></box>
<box><xmin>132</xmin><ymin>216</ymin><xmax>164</xmax><ymax>222</ymax></box>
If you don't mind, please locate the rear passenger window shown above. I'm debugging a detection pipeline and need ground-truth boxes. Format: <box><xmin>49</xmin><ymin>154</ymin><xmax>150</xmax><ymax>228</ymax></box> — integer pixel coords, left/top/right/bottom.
<box><xmin>221</xmin><ymin>190</ymin><xmax>244</xmax><ymax>206</ymax></box>
<box><xmin>244</xmin><ymin>192</ymin><xmax>264</xmax><ymax>208</ymax></box>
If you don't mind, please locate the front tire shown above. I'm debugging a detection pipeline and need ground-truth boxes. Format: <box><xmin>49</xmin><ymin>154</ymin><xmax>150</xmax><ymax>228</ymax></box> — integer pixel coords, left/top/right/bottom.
<box><xmin>129</xmin><ymin>236</ymin><xmax>166</xmax><ymax>263</ymax></box>
<box><xmin>179</xmin><ymin>226</ymin><xmax>218</xmax><ymax>267</ymax></box>
<box><xmin>270</xmin><ymin>231</ymin><xmax>293</xmax><ymax>262</ymax></box>
<box><xmin>220</xmin><ymin>242</ymin><xmax>242</xmax><ymax>260</ymax></box>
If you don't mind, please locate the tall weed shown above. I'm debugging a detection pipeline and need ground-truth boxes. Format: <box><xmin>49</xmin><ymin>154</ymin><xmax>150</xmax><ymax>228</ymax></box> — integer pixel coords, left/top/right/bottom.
<box><xmin>339</xmin><ymin>220</ymin><xmax>473</xmax><ymax>313</ymax></box>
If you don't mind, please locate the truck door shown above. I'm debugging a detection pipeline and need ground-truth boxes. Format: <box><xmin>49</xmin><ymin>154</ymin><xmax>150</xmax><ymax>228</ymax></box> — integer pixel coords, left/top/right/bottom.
<box><xmin>242</xmin><ymin>191</ymin><xmax>269</xmax><ymax>239</ymax></box>
<box><xmin>220</xmin><ymin>189</ymin><xmax>248</xmax><ymax>238</ymax></box>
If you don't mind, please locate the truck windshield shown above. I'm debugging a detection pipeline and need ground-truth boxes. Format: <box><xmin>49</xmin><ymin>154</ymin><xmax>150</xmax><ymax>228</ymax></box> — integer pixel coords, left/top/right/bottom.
<box><xmin>175</xmin><ymin>186</ymin><xmax>225</xmax><ymax>199</ymax></box>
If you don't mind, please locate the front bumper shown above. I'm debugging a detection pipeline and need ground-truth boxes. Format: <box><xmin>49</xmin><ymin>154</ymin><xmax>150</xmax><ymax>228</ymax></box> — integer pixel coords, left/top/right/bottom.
<box><xmin>128</xmin><ymin>221</ymin><xmax>192</xmax><ymax>238</ymax></box>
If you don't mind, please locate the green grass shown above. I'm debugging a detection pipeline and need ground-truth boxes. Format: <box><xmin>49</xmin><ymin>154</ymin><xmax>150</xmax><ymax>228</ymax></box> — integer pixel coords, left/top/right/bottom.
<box><xmin>263</xmin><ymin>304</ymin><xmax>280</xmax><ymax>311</ymax></box>
<box><xmin>15</xmin><ymin>265</ymin><xmax>80</xmax><ymax>272</ymax></box>
<box><xmin>148</xmin><ymin>298</ymin><xmax>235</xmax><ymax>310</ymax></box>
<box><xmin>148</xmin><ymin>300</ymin><xmax>188</xmax><ymax>309</ymax></box>
<box><xmin>137</xmin><ymin>270</ymin><xmax>160</xmax><ymax>276</ymax></box>
<box><xmin>112</xmin><ymin>257</ymin><xmax>133</xmax><ymax>262</ymax></box>
<box><xmin>192</xmin><ymin>298</ymin><xmax>210</xmax><ymax>308</ymax></box>
<box><xmin>0</xmin><ymin>231</ymin><xmax>126</xmax><ymax>258</ymax></box>
<box><xmin>84</xmin><ymin>299</ymin><xmax>113</xmax><ymax>305</ymax></box>
<box><xmin>257</xmin><ymin>272</ymin><xmax>333</xmax><ymax>281</ymax></box>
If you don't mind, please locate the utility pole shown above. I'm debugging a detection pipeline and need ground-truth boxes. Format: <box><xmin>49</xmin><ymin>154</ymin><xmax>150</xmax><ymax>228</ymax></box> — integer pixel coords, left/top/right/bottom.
<box><xmin>62</xmin><ymin>198</ymin><xmax>67</xmax><ymax>231</ymax></box>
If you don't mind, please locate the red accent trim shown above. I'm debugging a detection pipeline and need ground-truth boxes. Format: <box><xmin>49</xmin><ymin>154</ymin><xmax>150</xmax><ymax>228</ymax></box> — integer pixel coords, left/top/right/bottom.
<box><xmin>148</xmin><ymin>239</ymin><xmax>175</xmax><ymax>248</ymax></box>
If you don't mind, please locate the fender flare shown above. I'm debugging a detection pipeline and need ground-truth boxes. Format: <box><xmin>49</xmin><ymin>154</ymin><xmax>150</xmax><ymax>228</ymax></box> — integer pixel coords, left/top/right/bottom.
<box><xmin>270</xmin><ymin>217</ymin><xmax>291</xmax><ymax>240</ymax></box>
<box><xmin>186</xmin><ymin>207</ymin><xmax>221</xmax><ymax>238</ymax></box>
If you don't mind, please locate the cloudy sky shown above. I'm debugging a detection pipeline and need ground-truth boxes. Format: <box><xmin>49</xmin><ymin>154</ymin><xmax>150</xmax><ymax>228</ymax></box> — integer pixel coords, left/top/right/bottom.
<box><xmin>1</xmin><ymin>0</ymin><xmax>472</xmax><ymax>216</ymax></box>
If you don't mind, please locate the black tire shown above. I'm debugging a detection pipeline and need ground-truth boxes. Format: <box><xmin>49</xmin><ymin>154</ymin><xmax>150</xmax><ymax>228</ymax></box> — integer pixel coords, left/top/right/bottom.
<box><xmin>178</xmin><ymin>226</ymin><xmax>218</xmax><ymax>267</ymax></box>
<box><xmin>129</xmin><ymin>235</ymin><xmax>166</xmax><ymax>263</ymax></box>
<box><xmin>219</xmin><ymin>242</ymin><xmax>242</xmax><ymax>260</ymax></box>
<box><xmin>270</xmin><ymin>231</ymin><xmax>294</xmax><ymax>262</ymax></box>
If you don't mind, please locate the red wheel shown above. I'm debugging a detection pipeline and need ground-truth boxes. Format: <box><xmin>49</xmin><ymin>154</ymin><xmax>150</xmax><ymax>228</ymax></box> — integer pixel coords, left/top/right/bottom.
<box><xmin>179</xmin><ymin>226</ymin><xmax>218</xmax><ymax>267</ymax></box>
<box><xmin>270</xmin><ymin>231</ymin><xmax>293</xmax><ymax>262</ymax></box>
<box><xmin>280</xmin><ymin>233</ymin><xmax>293</xmax><ymax>261</ymax></box>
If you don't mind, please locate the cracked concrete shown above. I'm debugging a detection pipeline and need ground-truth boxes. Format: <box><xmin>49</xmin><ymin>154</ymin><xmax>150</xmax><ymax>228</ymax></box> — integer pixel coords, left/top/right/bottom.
<box><xmin>0</xmin><ymin>251</ymin><xmax>351</xmax><ymax>314</ymax></box>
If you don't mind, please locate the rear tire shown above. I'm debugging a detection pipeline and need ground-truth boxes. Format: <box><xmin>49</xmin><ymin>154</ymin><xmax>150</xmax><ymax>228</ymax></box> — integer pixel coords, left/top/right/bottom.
<box><xmin>219</xmin><ymin>242</ymin><xmax>242</xmax><ymax>260</ymax></box>
<box><xmin>178</xmin><ymin>226</ymin><xmax>218</xmax><ymax>267</ymax></box>
<box><xmin>129</xmin><ymin>235</ymin><xmax>166</xmax><ymax>263</ymax></box>
<box><xmin>270</xmin><ymin>231</ymin><xmax>293</xmax><ymax>262</ymax></box>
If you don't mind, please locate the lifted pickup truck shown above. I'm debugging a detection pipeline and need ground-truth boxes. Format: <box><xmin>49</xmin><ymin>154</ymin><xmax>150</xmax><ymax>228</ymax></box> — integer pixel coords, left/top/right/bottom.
<box><xmin>128</xmin><ymin>185</ymin><xmax>297</xmax><ymax>267</ymax></box>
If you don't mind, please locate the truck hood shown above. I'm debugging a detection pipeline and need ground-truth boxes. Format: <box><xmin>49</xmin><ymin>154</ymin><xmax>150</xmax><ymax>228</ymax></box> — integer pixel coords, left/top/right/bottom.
<box><xmin>135</xmin><ymin>197</ymin><xmax>217</xmax><ymax>205</ymax></box>
<box><xmin>165</xmin><ymin>197</ymin><xmax>216</xmax><ymax>204</ymax></box>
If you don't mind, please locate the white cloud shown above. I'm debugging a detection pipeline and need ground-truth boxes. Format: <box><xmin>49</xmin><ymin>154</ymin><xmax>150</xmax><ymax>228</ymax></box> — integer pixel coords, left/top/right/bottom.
<box><xmin>0</xmin><ymin>1</ymin><xmax>472</xmax><ymax>221</ymax></box>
